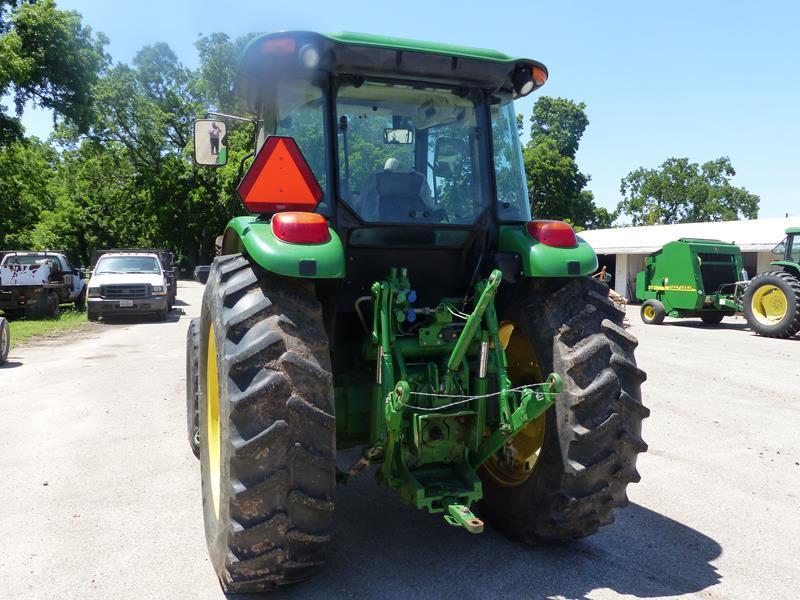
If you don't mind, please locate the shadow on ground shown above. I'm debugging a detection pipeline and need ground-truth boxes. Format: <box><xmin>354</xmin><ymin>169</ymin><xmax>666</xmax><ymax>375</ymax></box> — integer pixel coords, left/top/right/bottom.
<box><xmin>0</xmin><ymin>359</ymin><xmax>22</xmax><ymax>368</ymax></box>
<box><xmin>227</xmin><ymin>471</ymin><xmax>721</xmax><ymax>600</ymax></box>
<box><xmin>99</xmin><ymin>309</ymin><xmax>184</xmax><ymax>325</ymax></box>
<box><xmin>668</xmin><ymin>320</ymin><xmax>749</xmax><ymax>331</ymax></box>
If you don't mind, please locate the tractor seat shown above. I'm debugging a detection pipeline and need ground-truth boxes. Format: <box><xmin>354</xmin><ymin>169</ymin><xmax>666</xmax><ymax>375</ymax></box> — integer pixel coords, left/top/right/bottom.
<box><xmin>358</xmin><ymin>159</ymin><xmax>433</xmax><ymax>222</ymax></box>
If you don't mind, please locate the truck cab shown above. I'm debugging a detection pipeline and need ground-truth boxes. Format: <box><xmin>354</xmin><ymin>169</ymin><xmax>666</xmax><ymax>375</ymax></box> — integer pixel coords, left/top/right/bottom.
<box><xmin>86</xmin><ymin>252</ymin><xmax>170</xmax><ymax>321</ymax></box>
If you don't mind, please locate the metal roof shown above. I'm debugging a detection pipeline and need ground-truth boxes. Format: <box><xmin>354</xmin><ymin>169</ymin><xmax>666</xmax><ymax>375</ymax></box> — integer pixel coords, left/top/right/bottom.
<box><xmin>581</xmin><ymin>217</ymin><xmax>800</xmax><ymax>255</ymax></box>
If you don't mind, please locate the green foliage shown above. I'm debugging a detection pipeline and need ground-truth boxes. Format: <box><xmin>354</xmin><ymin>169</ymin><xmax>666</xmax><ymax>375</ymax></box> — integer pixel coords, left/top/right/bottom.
<box><xmin>617</xmin><ymin>156</ymin><xmax>760</xmax><ymax>225</ymax></box>
<box><xmin>0</xmin><ymin>0</ymin><xmax>108</xmax><ymax>144</ymax></box>
<box><xmin>0</xmin><ymin>137</ymin><xmax>57</xmax><ymax>247</ymax></box>
<box><xmin>522</xmin><ymin>96</ymin><xmax>616</xmax><ymax>229</ymax></box>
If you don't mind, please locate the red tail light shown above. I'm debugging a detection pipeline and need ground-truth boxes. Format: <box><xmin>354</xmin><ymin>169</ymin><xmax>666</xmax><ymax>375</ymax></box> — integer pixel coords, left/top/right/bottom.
<box><xmin>526</xmin><ymin>220</ymin><xmax>577</xmax><ymax>248</ymax></box>
<box><xmin>272</xmin><ymin>212</ymin><xmax>330</xmax><ymax>244</ymax></box>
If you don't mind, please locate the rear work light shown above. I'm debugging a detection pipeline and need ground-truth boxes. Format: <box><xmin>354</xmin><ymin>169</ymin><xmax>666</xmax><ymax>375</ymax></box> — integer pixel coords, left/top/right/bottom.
<box><xmin>272</xmin><ymin>212</ymin><xmax>330</xmax><ymax>244</ymax></box>
<box><xmin>261</xmin><ymin>37</ymin><xmax>296</xmax><ymax>54</ymax></box>
<box><xmin>526</xmin><ymin>220</ymin><xmax>578</xmax><ymax>248</ymax></box>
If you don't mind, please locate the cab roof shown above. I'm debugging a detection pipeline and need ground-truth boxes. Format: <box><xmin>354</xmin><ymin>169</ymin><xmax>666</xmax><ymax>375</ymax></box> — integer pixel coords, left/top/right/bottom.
<box><xmin>236</xmin><ymin>31</ymin><xmax>547</xmax><ymax>114</ymax></box>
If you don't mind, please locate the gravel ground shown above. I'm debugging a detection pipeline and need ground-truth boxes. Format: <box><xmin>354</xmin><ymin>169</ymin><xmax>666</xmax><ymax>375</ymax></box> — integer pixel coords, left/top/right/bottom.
<box><xmin>1</xmin><ymin>281</ymin><xmax>798</xmax><ymax>600</ymax></box>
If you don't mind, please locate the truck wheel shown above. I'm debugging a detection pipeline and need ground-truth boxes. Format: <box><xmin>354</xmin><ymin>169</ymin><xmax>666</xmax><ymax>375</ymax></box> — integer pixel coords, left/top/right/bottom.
<box><xmin>186</xmin><ymin>317</ymin><xmax>201</xmax><ymax>459</ymax></box>
<box><xmin>640</xmin><ymin>299</ymin><xmax>665</xmax><ymax>325</ymax></box>
<box><xmin>744</xmin><ymin>271</ymin><xmax>800</xmax><ymax>338</ymax></box>
<box><xmin>87</xmin><ymin>308</ymin><xmax>99</xmax><ymax>322</ymax></box>
<box><xmin>47</xmin><ymin>293</ymin><xmax>60</xmax><ymax>318</ymax></box>
<box><xmin>700</xmin><ymin>312</ymin><xmax>725</xmax><ymax>325</ymax></box>
<box><xmin>199</xmin><ymin>255</ymin><xmax>335</xmax><ymax>593</ymax></box>
<box><xmin>24</xmin><ymin>291</ymin><xmax>59</xmax><ymax>319</ymax></box>
<box><xmin>479</xmin><ymin>276</ymin><xmax>648</xmax><ymax>541</ymax></box>
<box><xmin>75</xmin><ymin>289</ymin><xmax>86</xmax><ymax>311</ymax></box>
<box><xmin>0</xmin><ymin>317</ymin><xmax>9</xmax><ymax>364</ymax></box>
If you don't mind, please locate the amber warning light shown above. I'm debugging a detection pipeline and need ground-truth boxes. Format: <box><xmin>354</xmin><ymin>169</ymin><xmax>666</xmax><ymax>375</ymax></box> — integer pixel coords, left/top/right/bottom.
<box><xmin>237</xmin><ymin>136</ymin><xmax>323</xmax><ymax>213</ymax></box>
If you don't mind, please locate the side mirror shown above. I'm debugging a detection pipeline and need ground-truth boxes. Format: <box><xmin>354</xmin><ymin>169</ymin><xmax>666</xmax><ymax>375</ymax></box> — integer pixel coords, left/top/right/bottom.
<box><xmin>193</xmin><ymin>119</ymin><xmax>228</xmax><ymax>166</ymax></box>
<box><xmin>383</xmin><ymin>128</ymin><xmax>414</xmax><ymax>145</ymax></box>
<box><xmin>434</xmin><ymin>137</ymin><xmax>468</xmax><ymax>179</ymax></box>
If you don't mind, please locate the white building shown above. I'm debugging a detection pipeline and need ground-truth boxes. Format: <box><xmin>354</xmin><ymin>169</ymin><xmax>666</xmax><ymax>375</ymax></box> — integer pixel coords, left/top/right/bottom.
<box><xmin>580</xmin><ymin>217</ymin><xmax>800</xmax><ymax>300</ymax></box>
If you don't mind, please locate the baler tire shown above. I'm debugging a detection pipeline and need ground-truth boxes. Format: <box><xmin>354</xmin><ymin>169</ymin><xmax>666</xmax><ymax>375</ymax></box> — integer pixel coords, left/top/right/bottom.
<box><xmin>640</xmin><ymin>299</ymin><xmax>665</xmax><ymax>325</ymax></box>
<box><xmin>186</xmin><ymin>317</ymin><xmax>201</xmax><ymax>459</ymax></box>
<box><xmin>480</xmin><ymin>276</ymin><xmax>649</xmax><ymax>541</ymax></box>
<box><xmin>743</xmin><ymin>271</ymin><xmax>800</xmax><ymax>338</ymax></box>
<box><xmin>700</xmin><ymin>312</ymin><xmax>725</xmax><ymax>325</ymax></box>
<box><xmin>199</xmin><ymin>254</ymin><xmax>335</xmax><ymax>593</ymax></box>
<box><xmin>0</xmin><ymin>317</ymin><xmax>9</xmax><ymax>364</ymax></box>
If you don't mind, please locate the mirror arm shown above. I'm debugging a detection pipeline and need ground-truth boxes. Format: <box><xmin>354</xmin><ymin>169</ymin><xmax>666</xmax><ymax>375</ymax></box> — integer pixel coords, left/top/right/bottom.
<box><xmin>237</xmin><ymin>151</ymin><xmax>255</xmax><ymax>184</ymax></box>
<box><xmin>206</xmin><ymin>111</ymin><xmax>257</xmax><ymax>125</ymax></box>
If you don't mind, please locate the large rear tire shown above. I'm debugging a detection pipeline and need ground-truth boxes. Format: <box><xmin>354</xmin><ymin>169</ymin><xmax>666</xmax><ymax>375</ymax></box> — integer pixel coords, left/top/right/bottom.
<box><xmin>186</xmin><ymin>317</ymin><xmax>201</xmax><ymax>458</ymax></box>
<box><xmin>743</xmin><ymin>271</ymin><xmax>800</xmax><ymax>338</ymax></box>
<box><xmin>199</xmin><ymin>255</ymin><xmax>335</xmax><ymax>593</ymax></box>
<box><xmin>480</xmin><ymin>276</ymin><xmax>649</xmax><ymax>541</ymax></box>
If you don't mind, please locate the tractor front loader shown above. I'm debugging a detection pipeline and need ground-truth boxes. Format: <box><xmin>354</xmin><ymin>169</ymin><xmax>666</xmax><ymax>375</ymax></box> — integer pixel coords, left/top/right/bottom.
<box><xmin>189</xmin><ymin>31</ymin><xmax>649</xmax><ymax>593</ymax></box>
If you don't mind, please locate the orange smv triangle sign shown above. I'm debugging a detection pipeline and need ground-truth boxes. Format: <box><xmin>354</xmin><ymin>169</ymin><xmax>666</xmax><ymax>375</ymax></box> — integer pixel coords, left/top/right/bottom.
<box><xmin>237</xmin><ymin>136</ymin><xmax>323</xmax><ymax>213</ymax></box>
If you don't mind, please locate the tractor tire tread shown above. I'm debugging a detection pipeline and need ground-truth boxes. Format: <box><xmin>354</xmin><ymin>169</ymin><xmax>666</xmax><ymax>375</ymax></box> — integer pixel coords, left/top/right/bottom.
<box><xmin>479</xmin><ymin>276</ymin><xmax>648</xmax><ymax>542</ymax></box>
<box><xmin>744</xmin><ymin>271</ymin><xmax>800</xmax><ymax>338</ymax></box>
<box><xmin>200</xmin><ymin>254</ymin><xmax>335</xmax><ymax>593</ymax></box>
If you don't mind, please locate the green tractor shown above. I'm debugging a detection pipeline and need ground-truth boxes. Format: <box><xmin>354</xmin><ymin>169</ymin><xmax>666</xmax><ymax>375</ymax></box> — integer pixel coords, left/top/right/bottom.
<box><xmin>189</xmin><ymin>31</ymin><xmax>648</xmax><ymax>593</ymax></box>
<box><xmin>743</xmin><ymin>227</ymin><xmax>800</xmax><ymax>338</ymax></box>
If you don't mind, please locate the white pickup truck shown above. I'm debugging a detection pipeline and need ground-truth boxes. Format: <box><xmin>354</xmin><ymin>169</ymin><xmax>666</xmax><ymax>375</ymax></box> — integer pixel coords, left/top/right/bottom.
<box><xmin>86</xmin><ymin>252</ymin><xmax>170</xmax><ymax>321</ymax></box>
<box><xmin>0</xmin><ymin>251</ymin><xmax>86</xmax><ymax>318</ymax></box>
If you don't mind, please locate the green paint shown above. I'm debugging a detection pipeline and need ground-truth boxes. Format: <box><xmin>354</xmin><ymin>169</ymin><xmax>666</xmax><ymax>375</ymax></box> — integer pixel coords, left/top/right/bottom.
<box><xmin>635</xmin><ymin>238</ymin><xmax>746</xmax><ymax>318</ymax></box>
<box><xmin>241</xmin><ymin>30</ymin><xmax>535</xmax><ymax>68</ymax></box>
<box><xmin>498</xmin><ymin>225</ymin><xmax>598</xmax><ymax>277</ymax></box>
<box><xmin>323</xmin><ymin>31</ymin><xmax>521</xmax><ymax>64</ymax></box>
<box><xmin>224</xmin><ymin>216</ymin><xmax>345</xmax><ymax>279</ymax></box>
<box><xmin>367</xmin><ymin>267</ymin><xmax>557</xmax><ymax>529</ymax></box>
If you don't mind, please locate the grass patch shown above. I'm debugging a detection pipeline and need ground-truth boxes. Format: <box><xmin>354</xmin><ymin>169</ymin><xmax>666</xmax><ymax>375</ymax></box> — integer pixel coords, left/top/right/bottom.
<box><xmin>2</xmin><ymin>309</ymin><xmax>89</xmax><ymax>349</ymax></box>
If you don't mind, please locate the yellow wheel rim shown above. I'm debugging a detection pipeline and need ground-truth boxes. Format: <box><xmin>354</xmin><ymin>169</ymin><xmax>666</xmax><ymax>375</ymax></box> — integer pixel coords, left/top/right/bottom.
<box><xmin>643</xmin><ymin>305</ymin><xmax>656</xmax><ymax>320</ymax></box>
<box><xmin>750</xmin><ymin>284</ymin><xmax>788</xmax><ymax>325</ymax></box>
<box><xmin>206</xmin><ymin>327</ymin><xmax>222</xmax><ymax>519</ymax></box>
<box><xmin>482</xmin><ymin>321</ymin><xmax>546</xmax><ymax>488</ymax></box>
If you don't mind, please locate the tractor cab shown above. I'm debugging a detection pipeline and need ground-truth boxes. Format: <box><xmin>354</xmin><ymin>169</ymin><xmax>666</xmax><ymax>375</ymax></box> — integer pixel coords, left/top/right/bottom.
<box><xmin>199</xmin><ymin>31</ymin><xmax>597</xmax><ymax>312</ymax></box>
<box><xmin>772</xmin><ymin>228</ymin><xmax>800</xmax><ymax>265</ymax></box>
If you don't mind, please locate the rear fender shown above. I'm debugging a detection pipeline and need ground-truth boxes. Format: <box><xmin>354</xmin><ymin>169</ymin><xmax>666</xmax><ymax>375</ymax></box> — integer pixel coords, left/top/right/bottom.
<box><xmin>498</xmin><ymin>224</ymin><xmax>598</xmax><ymax>277</ymax></box>
<box><xmin>222</xmin><ymin>216</ymin><xmax>345</xmax><ymax>278</ymax></box>
<box><xmin>770</xmin><ymin>260</ymin><xmax>800</xmax><ymax>279</ymax></box>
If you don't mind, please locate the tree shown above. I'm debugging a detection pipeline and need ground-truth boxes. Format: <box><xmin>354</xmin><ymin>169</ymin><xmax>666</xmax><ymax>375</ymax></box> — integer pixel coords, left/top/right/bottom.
<box><xmin>522</xmin><ymin>97</ymin><xmax>615</xmax><ymax>230</ymax></box>
<box><xmin>0</xmin><ymin>0</ymin><xmax>108</xmax><ymax>144</ymax></box>
<box><xmin>617</xmin><ymin>156</ymin><xmax>760</xmax><ymax>225</ymax></box>
<box><xmin>0</xmin><ymin>136</ymin><xmax>58</xmax><ymax>247</ymax></box>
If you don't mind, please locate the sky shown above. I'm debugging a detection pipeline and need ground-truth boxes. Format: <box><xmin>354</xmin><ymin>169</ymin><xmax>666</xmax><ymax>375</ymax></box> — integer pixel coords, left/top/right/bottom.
<box><xmin>17</xmin><ymin>0</ymin><xmax>800</xmax><ymax>219</ymax></box>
